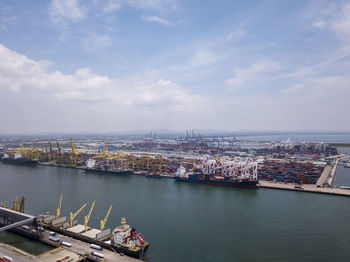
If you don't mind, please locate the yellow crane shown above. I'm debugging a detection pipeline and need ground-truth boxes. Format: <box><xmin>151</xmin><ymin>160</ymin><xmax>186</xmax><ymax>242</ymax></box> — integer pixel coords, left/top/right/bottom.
<box><xmin>56</xmin><ymin>142</ymin><xmax>62</xmax><ymax>164</ymax></box>
<box><xmin>70</xmin><ymin>138</ymin><xmax>77</xmax><ymax>167</ymax></box>
<box><xmin>84</xmin><ymin>201</ymin><xmax>95</xmax><ymax>232</ymax></box>
<box><xmin>100</xmin><ymin>204</ymin><xmax>112</xmax><ymax>231</ymax></box>
<box><xmin>49</xmin><ymin>142</ymin><xmax>53</xmax><ymax>162</ymax></box>
<box><xmin>69</xmin><ymin>203</ymin><xmax>87</xmax><ymax>227</ymax></box>
<box><xmin>56</xmin><ymin>194</ymin><xmax>63</xmax><ymax>219</ymax></box>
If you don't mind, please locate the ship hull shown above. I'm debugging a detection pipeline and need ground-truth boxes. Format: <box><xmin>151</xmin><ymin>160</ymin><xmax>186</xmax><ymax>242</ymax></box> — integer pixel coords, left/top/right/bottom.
<box><xmin>43</xmin><ymin>223</ymin><xmax>148</xmax><ymax>259</ymax></box>
<box><xmin>175</xmin><ymin>177</ymin><xmax>259</xmax><ymax>189</ymax></box>
<box><xmin>145</xmin><ymin>174</ymin><xmax>162</xmax><ymax>178</ymax></box>
<box><xmin>84</xmin><ymin>168</ymin><xmax>132</xmax><ymax>176</ymax></box>
<box><xmin>0</xmin><ymin>158</ymin><xmax>39</xmax><ymax>166</ymax></box>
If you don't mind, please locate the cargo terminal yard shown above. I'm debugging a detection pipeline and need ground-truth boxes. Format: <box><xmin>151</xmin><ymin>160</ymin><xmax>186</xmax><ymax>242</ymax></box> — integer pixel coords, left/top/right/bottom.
<box><xmin>1</xmin><ymin>133</ymin><xmax>350</xmax><ymax>261</ymax></box>
<box><xmin>0</xmin><ymin>133</ymin><xmax>349</xmax><ymax>195</ymax></box>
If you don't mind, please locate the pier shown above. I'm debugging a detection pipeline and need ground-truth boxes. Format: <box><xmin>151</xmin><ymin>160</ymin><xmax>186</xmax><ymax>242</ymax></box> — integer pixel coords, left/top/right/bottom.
<box><xmin>259</xmin><ymin>181</ymin><xmax>350</xmax><ymax>197</ymax></box>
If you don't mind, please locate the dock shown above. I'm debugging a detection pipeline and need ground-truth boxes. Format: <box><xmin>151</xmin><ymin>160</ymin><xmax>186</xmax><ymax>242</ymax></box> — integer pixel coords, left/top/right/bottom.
<box><xmin>1</xmin><ymin>234</ymin><xmax>137</xmax><ymax>261</ymax></box>
<box><xmin>0</xmin><ymin>206</ymin><xmax>141</xmax><ymax>261</ymax></box>
<box><xmin>259</xmin><ymin>181</ymin><xmax>350</xmax><ymax>197</ymax></box>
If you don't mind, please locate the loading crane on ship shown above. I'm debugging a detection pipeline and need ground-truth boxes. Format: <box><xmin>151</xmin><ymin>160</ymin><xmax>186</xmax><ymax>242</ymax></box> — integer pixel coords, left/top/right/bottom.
<box><xmin>69</xmin><ymin>203</ymin><xmax>87</xmax><ymax>227</ymax></box>
<box><xmin>56</xmin><ymin>194</ymin><xmax>63</xmax><ymax>219</ymax></box>
<box><xmin>84</xmin><ymin>201</ymin><xmax>95</xmax><ymax>232</ymax></box>
<box><xmin>100</xmin><ymin>204</ymin><xmax>112</xmax><ymax>231</ymax></box>
<box><xmin>12</xmin><ymin>196</ymin><xmax>25</xmax><ymax>213</ymax></box>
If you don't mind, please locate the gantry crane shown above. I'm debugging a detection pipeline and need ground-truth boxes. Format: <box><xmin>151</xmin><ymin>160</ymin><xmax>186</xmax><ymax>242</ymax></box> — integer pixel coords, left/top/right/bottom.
<box><xmin>70</xmin><ymin>138</ymin><xmax>78</xmax><ymax>167</ymax></box>
<box><xmin>56</xmin><ymin>194</ymin><xmax>63</xmax><ymax>219</ymax></box>
<box><xmin>49</xmin><ymin>142</ymin><xmax>53</xmax><ymax>162</ymax></box>
<box><xmin>56</xmin><ymin>141</ymin><xmax>62</xmax><ymax>165</ymax></box>
<box><xmin>69</xmin><ymin>203</ymin><xmax>87</xmax><ymax>227</ymax></box>
<box><xmin>84</xmin><ymin>201</ymin><xmax>95</xmax><ymax>232</ymax></box>
<box><xmin>100</xmin><ymin>204</ymin><xmax>112</xmax><ymax>231</ymax></box>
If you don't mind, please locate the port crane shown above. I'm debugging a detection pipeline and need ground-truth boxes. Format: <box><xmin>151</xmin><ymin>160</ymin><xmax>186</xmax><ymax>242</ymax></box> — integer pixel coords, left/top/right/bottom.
<box><xmin>69</xmin><ymin>203</ymin><xmax>87</xmax><ymax>227</ymax></box>
<box><xmin>12</xmin><ymin>196</ymin><xmax>25</xmax><ymax>213</ymax></box>
<box><xmin>56</xmin><ymin>194</ymin><xmax>63</xmax><ymax>219</ymax></box>
<box><xmin>100</xmin><ymin>204</ymin><xmax>112</xmax><ymax>231</ymax></box>
<box><xmin>49</xmin><ymin>142</ymin><xmax>54</xmax><ymax>162</ymax></box>
<box><xmin>84</xmin><ymin>201</ymin><xmax>95</xmax><ymax>232</ymax></box>
<box><xmin>70</xmin><ymin>138</ymin><xmax>78</xmax><ymax>167</ymax></box>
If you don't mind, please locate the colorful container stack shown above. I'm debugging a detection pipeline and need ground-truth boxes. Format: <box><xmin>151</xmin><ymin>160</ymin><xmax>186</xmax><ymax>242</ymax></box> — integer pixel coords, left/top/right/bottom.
<box><xmin>258</xmin><ymin>160</ymin><xmax>324</xmax><ymax>184</ymax></box>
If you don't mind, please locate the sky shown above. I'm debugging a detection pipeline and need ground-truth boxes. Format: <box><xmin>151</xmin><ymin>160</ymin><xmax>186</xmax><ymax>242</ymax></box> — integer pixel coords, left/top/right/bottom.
<box><xmin>0</xmin><ymin>0</ymin><xmax>350</xmax><ymax>133</ymax></box>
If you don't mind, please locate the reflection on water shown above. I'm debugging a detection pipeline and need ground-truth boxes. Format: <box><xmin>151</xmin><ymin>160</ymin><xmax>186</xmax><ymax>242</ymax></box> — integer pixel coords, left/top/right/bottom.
<box><xmin>0</xmin><ymin>231</ymin><xmax>52</xmax><ymax>256</ymax></box>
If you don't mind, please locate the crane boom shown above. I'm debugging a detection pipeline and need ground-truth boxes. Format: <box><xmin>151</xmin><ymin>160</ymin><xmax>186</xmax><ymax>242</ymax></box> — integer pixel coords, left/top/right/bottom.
<box><xmin>69</xmin><ymin>203</ymin><xmax>87</xmax><ymax>227</ymax></box>
<box><xmin>100</xmin><ymin>204</ymin><xmax>112</xmax><ymax>231</ymax></box>
<box><xmin>49</xmin><ymin>142</ymin><xmax>53</xmax><ymax>162</ymax></box>
<box><xmin>70</xmin><ymin>138</ymin><xmax>76</xmax><ymax>155</ymax></box>
<box><xmin>84</xmin><ymin>201</ymin><xmax>95</xmax><ymax>232</ymax></box>
<box><xmin>56</xmin><ymin>194</ymin><xmax>62</xmax><ymax>219</ymax></box>
<box><xmin>56</xmin><ymin>142</ymin><xmax>61</xmax><ymax>164</ymax></box>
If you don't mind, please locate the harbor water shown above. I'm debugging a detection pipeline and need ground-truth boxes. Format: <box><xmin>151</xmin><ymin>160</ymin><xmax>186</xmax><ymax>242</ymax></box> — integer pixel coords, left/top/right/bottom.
<box><xmin>1</xmin><ymin>164</ymin><xmax>350</xmax><ymax>261</ymax></box>
<box><xmin>0</xmin><ymin>231</ymin><xmax>52</xmax><ymax>256</ymax></box>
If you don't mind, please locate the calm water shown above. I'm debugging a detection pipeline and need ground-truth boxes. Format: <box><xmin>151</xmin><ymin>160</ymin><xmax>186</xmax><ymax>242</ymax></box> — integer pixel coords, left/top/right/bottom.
<box><xmin>1</xmin><ymin>164</ymin><xmax>350</xmax><ymax>261</ymax></box>
<box><xmin>0</xmin><ymin>231</ymin><xmax>52</xmax><ymax>255</ymax></box>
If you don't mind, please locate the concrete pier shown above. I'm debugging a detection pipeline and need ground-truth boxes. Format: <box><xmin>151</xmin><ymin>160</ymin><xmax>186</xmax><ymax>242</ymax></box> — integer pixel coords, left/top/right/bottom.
<box><xmin>259</xmin><ymin>181</ymin><xmax>350</xmax><ymax>197</ymax></box>
<box><xmin>0</xmin><ymin>206</ymin><xmax>139</xmax><ymax>261</ymax></box>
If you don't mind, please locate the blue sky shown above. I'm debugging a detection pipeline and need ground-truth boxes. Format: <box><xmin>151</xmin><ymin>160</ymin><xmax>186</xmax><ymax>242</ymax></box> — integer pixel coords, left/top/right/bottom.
<box><xmin>0</xmin><ymin>0</ymin><xmax>350</xmax><ymax>133</ymax></box>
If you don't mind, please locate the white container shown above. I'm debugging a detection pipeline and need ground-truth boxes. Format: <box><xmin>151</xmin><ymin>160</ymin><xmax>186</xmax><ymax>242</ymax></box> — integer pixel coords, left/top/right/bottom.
<box><xmin>91</xmin><ymin>252</ymin><xmax>104</xmax><ymax>258</ymax></box>
<box><xmin>89</xmin><ymin>244</ymin><xmax>103</xmax><ymax>251</ymax></box>
<box><xmin>49</xmin><ymin>231</ymin><xmax>56</xmax><ymax>236</ymax></box>
<box><xmin>61</xmin><ymin>241</ymin><xmax>72</xmax><ymax>247</ymax></box>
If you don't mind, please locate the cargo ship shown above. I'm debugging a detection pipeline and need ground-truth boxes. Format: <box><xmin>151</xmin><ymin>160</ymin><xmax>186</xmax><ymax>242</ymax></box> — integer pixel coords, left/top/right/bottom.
<box><xmin>43</xmin><ymin>217</ymin><xmax>149</xmax><ymax>259</ymax></box>
<box><xmin>175</xmin><ymin>157</ymin><xmax>259</xmax><ymax>189</ymax></box>
<box><xmin>0</xmin><ymin>153</ymin><xmax>38</xmax><ymax>166</ymax></box>
<box><xmin>84</xmin><ymin>167</ymin><xmax>132</xmax><ymax>175</ymax></box>
<box><xmin>145</xmin><ymin>172</ymin><xmax>162</xmax><ymax>178</ymax></box>
<box><xmin>84</xmin><ymin>159</ymin><xmax>132</xmax><ymax>175</ymax></box>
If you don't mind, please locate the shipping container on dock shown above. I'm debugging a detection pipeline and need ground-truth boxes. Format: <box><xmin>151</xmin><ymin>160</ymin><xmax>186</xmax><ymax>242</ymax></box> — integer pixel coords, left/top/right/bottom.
<box><xmin>258</xmin><ymin>160</ymin><xmax>325</xmax><ymax>184</ymax></box>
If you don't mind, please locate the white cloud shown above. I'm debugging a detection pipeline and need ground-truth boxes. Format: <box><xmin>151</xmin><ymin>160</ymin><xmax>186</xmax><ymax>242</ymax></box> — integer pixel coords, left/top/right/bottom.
<box><xmin>226</xmin><ymin>60</ymin><xmax>281</xmax><ymax>87</ymax></box>
<box><xmin>102</xmin><ymin>0</ymin><xmax>121</xmax><ymax>13</ymax></box>
<box><xmin>309</xmin><ymin>2</ymin><xmax>350</xmax><ymax>44</ymax></box>
<box><xmin>49</xmin><ymin>0</ymin><xmax>86</xmax><ymax>25</ymax></box>
<box><xmin>190</xmin><ymin>50</ymin><xmax>220</xmax><ymax>67</ymax></box>
<box><xmin>0</xmin><ymin>44</ymin><xmax>202</xmax><ymax>132</ymax></box>
<box><xmin>142</xmin><ymin>15</ymin><xmax>172</xmax><ymax>26</ymax></box>
<box><xmin>125</xmin><ymin>0</ymin><xmax>176</xmax><ymax>11</ymax></box>
<box><xmin>0</xmin><ymin>6</ymin><xmax>19</xmax><ymax>31</ymax></box>
<box><xmin>82</xmin><ymin>33</ymin><xmax>112</xmax><ymax>51</ymax></box>
<box><xmin>227</xmin><ymin>29</ymin><xmax>246</xmax><ymax>41</ymax></box>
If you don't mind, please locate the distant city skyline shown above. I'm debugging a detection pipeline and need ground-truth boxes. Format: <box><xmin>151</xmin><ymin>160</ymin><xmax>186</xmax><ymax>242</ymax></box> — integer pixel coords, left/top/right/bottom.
<box><xmin>1</xmin><ymin>0</ymin><xmax>350</xmax><ymax>133</ymax></box>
